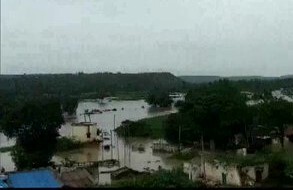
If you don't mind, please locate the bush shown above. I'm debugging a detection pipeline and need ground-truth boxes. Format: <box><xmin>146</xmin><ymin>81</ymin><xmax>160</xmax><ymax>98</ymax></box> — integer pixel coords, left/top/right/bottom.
<box><xmin>115</xmin><ymin>116</ymin><xmax>167</xmax><ymax>139</ymax></box>
<box><xmin>56</xmin><ymin>137</ymin><xmax>83</xmax><ymax>152</ymax></box>
<box><xmin>114</xmin><ymin>168</ymin><xmax>204</xmax><ymax>188</ymax></box>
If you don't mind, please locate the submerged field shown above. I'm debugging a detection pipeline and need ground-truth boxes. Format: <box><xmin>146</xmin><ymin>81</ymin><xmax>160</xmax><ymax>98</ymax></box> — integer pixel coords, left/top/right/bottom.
<box><xmin>115</xmin><ymin>115</ymin><xmax>168</xmax><ymax>139</ymax></box>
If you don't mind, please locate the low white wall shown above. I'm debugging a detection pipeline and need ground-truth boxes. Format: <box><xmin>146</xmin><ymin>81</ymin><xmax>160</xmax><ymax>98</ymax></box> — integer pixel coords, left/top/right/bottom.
<box><xmin>242</xmin><ymin>164</ymin><xmax>269</xmax><ymax>181</ymax></box>
<box><xmin>183</xmin><ymin>163</ymin><xmax>201</xmax><ymax>181</ymax></box>
<box><xmin>204</xmin><ymin>162</ymin><xmax>242</xmax><ymax>186</ymax></box>
<box><xmin>72</xmin><ymin>126</ymin><xmax>98</xmax><ymax>142</ymax></box>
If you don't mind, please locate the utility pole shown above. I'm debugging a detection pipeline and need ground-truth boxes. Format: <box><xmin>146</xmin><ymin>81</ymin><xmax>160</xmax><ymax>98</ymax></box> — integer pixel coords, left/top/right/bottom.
<box><xmin>101</xmin><ymin>135</ymin><xmax>104</xmax><ymax>161</ymax></box>
<box><xmin>83</xmin><ymin>114</ymin><xmax>86</xmax><ymax>122</ymax></box>
<box><xmin>0</xmin><ymin>133</ymin><xmax>1</xmax><ymax>169</ymax></box>
<box><xmin>114</xmin><ymin>114</ymin><xmax>116</xmax><ymax>130</ymax></box>
<box><xmin>113</xmin><ymin>114</ymin><xmax>120</xmax><ymax>166</ymax></box>
<box><xmin>128</xmin><ymin>126</ymin><xmax>131</xmax><ymax>167</ymax></box>
<box><xmin>178</xmin><ymin>125</ymin><xmax>181</xmax><ymax>152</ymax></box>
<box><xmin>110</xmin><ymin>130</ymin><xmax>113</xmax><ymax>160</ymax></box>
<box><xmin>245</xmin><ymin>123</ymin><xmax>249</xmax><ymax>148</ymax></box>
<box><xmin>124</xmin><ymin>126</ymin><xmax>126</xmax><ymax>167</ymax></box>
<box><xmin>201</xmin><ymin>134</ymin><xmax>206</xmax><ymax>180</ymax></box>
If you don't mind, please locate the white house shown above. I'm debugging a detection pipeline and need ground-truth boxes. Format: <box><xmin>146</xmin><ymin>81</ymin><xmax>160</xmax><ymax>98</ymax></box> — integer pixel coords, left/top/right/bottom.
<box><xmin>71</xmin><ymin>122</ymin><xmax>100</xmax><ymax>143</ymax></box>
<box><xmin>183</xmin><ymin>159</ymin><xmax>269</xmax><ymax>187</ymax></box>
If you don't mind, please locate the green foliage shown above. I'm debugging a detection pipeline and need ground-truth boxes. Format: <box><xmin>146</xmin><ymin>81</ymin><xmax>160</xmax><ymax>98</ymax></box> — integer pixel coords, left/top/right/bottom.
<box><xmin>0</xmin><ymin>146</ymin><xmax>14</xmax><ymax>153</ymax></box>
<box><xmin>56</xmin><ymin>137</ymin><xmax>83</xmax><ymax>152</ymax></box>
<box><xmin>61</xmin><ymin>96</ymin><xmax>79</xmax><ymax>115</ymax></box>
<box><xmin>258</xmin><ymin>99</ymin><xmax>293</xmax><ymax>147</ymax></box>
<box><xmin>146</xmin><ymin>92</ymin><xmax>173</xmax><ymax>107</ymax></box>
<box><xmin>169</xmin><ymin>151</ymin><xmax>198</xmax><ymax>161</ymax></box>
<box><xmin>207</xmin><ymin>152</ymin><xmax>268</xmax><ymax>167</ymax></box>
<box><xmin>0</xmin><ymin>97</ymin><xmax>64</xmax><ymax>170</ymax></box>
<box><xmin>10</xmin><ymin>145</ymin><xmax>56</xmax><ymax>170</ymax></box>
<box><xmin>164</xmin><ymin>113</ymin><xmax>200</xmax><ymax>145</ymax></box>
<box><xmin>0</xmin><ymin>72</ymin><xmax>188</xmax><ymax>100</ymax></box>
<box><xmin>174</xmin><ymin>100</ymin><xmax>185</xmax><ymax>108</ymax></box>
<box><xmin>114</xmin><ymin>168</ymin><xmax>204</xmax><ymax>188</ymax></box>
<box><xmin>266</xmin><ymin>151</ymin><xmax>293</xmax><ymax>185</ymax></box>
<box><xmin>114</xmin><ymin>91</ymin><xmax>148</xmax><ymax>100</ymax></box>
<box><xmin>116</xmin><ymin>115</ymin><xmax>167</xmax><ymax>139</ymax></box>
<box><xmin>165</xmin><ymin>80</ymin><xmax>248</xmax><ymax>149</ymax></box>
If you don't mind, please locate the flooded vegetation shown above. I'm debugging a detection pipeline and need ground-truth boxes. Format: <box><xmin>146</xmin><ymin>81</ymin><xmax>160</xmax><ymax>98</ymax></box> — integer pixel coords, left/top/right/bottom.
<box><xmin>0</xmin><ymin>99</ymin><xmax>182</xmax><ymax>173</ymax></box>
<box><xmin>57</xmin><ymin>99</ymin><xmax>182</xmax><ymax>172</ymax></box>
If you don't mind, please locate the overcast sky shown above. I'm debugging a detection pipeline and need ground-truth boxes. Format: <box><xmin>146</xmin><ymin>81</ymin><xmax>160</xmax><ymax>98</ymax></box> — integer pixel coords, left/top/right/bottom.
<box><xmin>1</xmin><ymin>0</ymin><xmax>293</xmax><ymax>76</ymax></box>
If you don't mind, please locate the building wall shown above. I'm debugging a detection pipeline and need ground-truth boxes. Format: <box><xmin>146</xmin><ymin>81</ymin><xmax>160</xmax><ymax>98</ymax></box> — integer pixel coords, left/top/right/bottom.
<box><xmin>71</xmin><ymin>125</ymin><xmax>98</xmax><ymax>142</ymax></box>
<box><xmin>184</xmin><ymin>161</ymin><xmax>269</xmax><ymax>187</ymax></box>
<box><xmin>241</xmin><ymin>164</ymin><xmax>269</xmax><ymax>181</ymax></box>
<box><xmin>183</xmin><ymin>163</ymin><xmax>201</xmax><ymax>181</ymax></box>
<box><xmin>204</xmin><ymin>162</ymin><xmax>242</xmax><ymax>186</ymax></box>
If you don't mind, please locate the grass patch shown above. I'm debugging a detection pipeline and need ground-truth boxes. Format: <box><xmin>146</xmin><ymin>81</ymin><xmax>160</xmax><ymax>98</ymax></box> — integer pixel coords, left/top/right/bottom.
<box><xmin>169</xmin><ymin>151</ymin><xmax>198</xmax><ymax>161</ymax></box>
<box><xmin>114</xmin><ymin>91</ymin><xmax>147</xmax><ymax>100</ymax></box>
<box><xmin>115</xmin><ymin>115</ymin><xmax>168</xmax><ymax>139</ymax></box>
<box><xmin>0</xmin><ymin>137</ymin><xmax>84</xmax><ymax>153</ymax></box>
<box><xmin>0</xmin><ymin>146</ymin><xmax>14</xmax><ymax>153</ymax></box>
<box><xmin>112</xmin><ymin>168</ymin><xmax>204</xmax><ymax>188</ymax></box>
<box><xmin>141</xmin><ymin>115</ymin><xmax>168</xmax><ymax>139</ymax></box>
<box><xmin>204</xmin><ymin>151</ymin><xmax>269</xmax><ymax>167</ymax></box>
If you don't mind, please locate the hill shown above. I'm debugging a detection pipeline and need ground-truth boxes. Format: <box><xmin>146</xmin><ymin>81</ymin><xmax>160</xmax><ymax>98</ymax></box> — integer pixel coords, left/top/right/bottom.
<box><xmin>0</xmin><ymin>72</ymin><xmax>189</xmax><ymax>99</ymax></box>
<box><xmin>179</xmin><ymin>76</ymin><xmax>221</xmax><ymax>84</ymax></box>
<box><xmin>179</xmin><ymin>75</ymin><xmax>288</xmax><ymax>84</ymax></box>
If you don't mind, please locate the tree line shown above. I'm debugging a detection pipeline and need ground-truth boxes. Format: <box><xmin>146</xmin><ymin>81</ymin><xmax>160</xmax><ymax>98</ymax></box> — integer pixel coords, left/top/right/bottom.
<box><xmin>164</xmin><ymin>79</ymin><xmax>293</xmax><ymax>150</ymax></box>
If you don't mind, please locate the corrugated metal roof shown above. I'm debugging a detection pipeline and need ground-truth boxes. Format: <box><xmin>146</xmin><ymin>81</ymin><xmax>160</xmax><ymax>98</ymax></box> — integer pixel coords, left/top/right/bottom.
<box><xmin>7</xmin><ymin>169</ymin><xmax>63</xmax><ymax>188</ymax></box>
<box><xmin>0</xmin><ymin>180</ymin><xmax>8</xmax><ymax>188</ymax></box>
<box><xmin>61</xmin><ymin>168</ymin><xmax>94</xmax><ymax>187</ymax></box>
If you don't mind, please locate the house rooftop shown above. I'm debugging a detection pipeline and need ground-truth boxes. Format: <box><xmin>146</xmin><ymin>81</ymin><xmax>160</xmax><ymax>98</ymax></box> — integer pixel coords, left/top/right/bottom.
<box><xmin>6</xmin><ymin>168</ymin><xmax>63</xmax><ymax>188</ymax></box>
<box><xmin>60</xmin><ymin>168</ymin><xmax>94</xmax><ymax>188</ymax></box>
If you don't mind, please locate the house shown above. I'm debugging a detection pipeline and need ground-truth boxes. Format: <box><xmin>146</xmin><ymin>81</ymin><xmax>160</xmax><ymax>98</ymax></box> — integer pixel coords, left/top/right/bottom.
<box><xmin>110</xmin><ymin>166</ymin><xmax>149</xmax><ymax>180</ymax></box>
<box><xmin>71</xmin><ymin>122</ymin><xmax>100</xmax><ymax>142</ymax></box>
<box><xmin>60</xmin><ymin>168</ymin><xmax>95</xmax><ymax>187</ymax></box>
<box><xmin>0</xmin><ymin>175</ymin><xmax>8</xmax><ymax>188</ymax></box>
<box><xmin>2</xmin><ymin>168</ymin><xmax>63</xmax><ymax>188</ymax></box>
<box><xmin>246</xmin><ymin>99</ymin><xmax>264</xmax><ymax>106</ymax></box>
<box><xmin>285</xmin><ymin>127</ymin><xmax>293</xmax><ymax>142</ymax></box>
<box><xmin>241</xmin><ymin>91</ymin><xmax>254</xmax><ymax>99</ymax></box>
<box><xmin>184</xmin><ymin>158</ymin><xmax>269</xmax><ymax>187</ymax></box>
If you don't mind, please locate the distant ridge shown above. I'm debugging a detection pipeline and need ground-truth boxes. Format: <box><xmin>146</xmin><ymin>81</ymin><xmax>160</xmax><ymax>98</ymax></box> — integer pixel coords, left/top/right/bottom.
<box><xmin>179</xmin><ymin>76</ymin><xmax>221</xmax><ymax>84</ymax></box>
<box><xmin>179</xmin><ymin>75</ymin><xmax>293</xmax><ymax>84</ymax></box>
<box><xmin>0</xmin><ymin>72</ymin><xmax>189</xmax><ymax>97</ymax></box>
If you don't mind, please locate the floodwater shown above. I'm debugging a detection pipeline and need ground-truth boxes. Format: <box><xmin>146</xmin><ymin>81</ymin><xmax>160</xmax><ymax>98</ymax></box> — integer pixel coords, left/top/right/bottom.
<box><xmin>0</xmin><ymin>133</ymin><xmax>16</xmax><ymax>171</ymax></box>
<box><xmin>2</xmin><ymin>98</ymin><xmax>291</xmax><ymax>174</ymax></box>
<box><xmin>0</xmin><ymin>99</ymin><xmax>181</xmax><ymax>172</ymax></box>
<box><xmin>59</xmin><ymin>99</ymin><xmax>177</xmax><ymax>136</ymax></box>
<box><xmin>56</xmin><ymin>99</ymin><xmax>182</xmax><ymax>172</ymax></box>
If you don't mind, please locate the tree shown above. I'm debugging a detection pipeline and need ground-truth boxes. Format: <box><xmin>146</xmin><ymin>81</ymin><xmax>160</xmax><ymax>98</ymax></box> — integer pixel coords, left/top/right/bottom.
<box><xmin>165</xmin><ymin>80</ymin><xmax>248</xmax><ymax>149</ymax></box>
<box><xmin>259</xmin><ymin>99</ymin><xmax>293</xmax><ymax>148</ymax></box>
<box><xmin>0</xmin><ymin>97</ymin><xmax>64</xmax><ymax>170</ymax></box>
<box><xmin>115</xmin><ymin>168</ymin><xmax>203</xmax><ymax>188</ymax></box>
<box><xmin>146</xmin><ymin>92</ymin><xmax>173</xmax><ymax>107</ymax></box>
<box><xmin>61</xmin><ymin>96</ymin><xmax>78</xmax><ymax>115</ymax></box>
<box><xmin>164</xmin><ymin>113</ymin><xmax>201</xmax><ymax>146</ymax></box>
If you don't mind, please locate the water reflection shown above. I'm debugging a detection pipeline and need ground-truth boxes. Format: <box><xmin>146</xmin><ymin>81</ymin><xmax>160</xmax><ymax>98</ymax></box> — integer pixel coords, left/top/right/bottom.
<box><xmin>56</xmin><ymin>99</ymin><xmax>181</xmax><ymax>172</ymax></box>
<box><xmin>0</xmin><ymin>99</ymin><xmax>179</xmax><ymax>172</ymax></box>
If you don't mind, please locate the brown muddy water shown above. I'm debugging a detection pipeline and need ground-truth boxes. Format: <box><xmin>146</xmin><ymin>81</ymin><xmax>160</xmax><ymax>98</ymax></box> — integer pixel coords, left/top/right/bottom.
<box><xmin>1</xmin><ymin>99</ymin><xmax>292</xmax><ymax>175</ymax></box>
<box><xmin>56</xmin><ymin>99</ymin><xmax>183</xmax><ymax>173</ymax></box>
<box><xmin>0</xmin><ymin>99</ymin><xmax>182</xmax><ymax>172</ymax></box>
